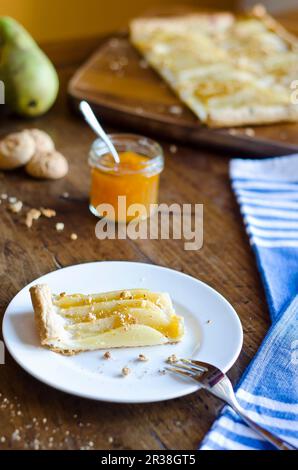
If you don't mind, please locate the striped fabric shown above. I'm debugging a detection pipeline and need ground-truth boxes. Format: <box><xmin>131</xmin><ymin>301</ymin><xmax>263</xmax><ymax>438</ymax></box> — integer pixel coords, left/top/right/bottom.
<box><xmin>200</xmin><ymin>155</ymin><xmax>298</xmax><ymax>450</ymax></box>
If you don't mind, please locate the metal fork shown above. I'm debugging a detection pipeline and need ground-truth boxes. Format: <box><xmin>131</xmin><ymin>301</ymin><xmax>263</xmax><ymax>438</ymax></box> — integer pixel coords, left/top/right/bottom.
<box><xmin>167</xmin><ymin>359</ymin><xmax>295</xmax><ymax>450</ymax></box>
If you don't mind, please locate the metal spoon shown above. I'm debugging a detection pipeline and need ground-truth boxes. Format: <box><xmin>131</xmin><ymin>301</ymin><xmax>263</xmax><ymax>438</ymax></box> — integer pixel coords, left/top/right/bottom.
<box><xmin>79</xmin><ymin>100</ymin><xmax>120</xmax><ymax>164</ymax></box>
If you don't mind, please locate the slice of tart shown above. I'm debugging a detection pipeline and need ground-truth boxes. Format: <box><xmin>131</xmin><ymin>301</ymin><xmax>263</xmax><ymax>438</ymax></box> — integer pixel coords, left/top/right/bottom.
<box><xmin>130</xmin><ymin>7</ymin><xmax>298</xmax><ymax>127</ymax></box>
<box><xmin>30</xmin><ymin>284</ymin><xmax>184</xmax><ymax>355</ymax></box>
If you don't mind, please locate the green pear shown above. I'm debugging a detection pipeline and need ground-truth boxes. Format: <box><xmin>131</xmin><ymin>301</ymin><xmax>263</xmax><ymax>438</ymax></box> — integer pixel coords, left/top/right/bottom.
<box><xmin>0</xmin><ymin>17</ymin><xmax>59</xmax><ymax>117</ymax></box>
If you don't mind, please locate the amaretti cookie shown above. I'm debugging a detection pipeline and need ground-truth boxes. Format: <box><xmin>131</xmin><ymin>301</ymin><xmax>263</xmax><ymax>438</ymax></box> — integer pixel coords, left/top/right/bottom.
<box><xmin>0</xmin><ymin>131</ymin><xmax>35</xmax><ymax>169</ymax></box>
<box><xmin>25</xmin><ymin>150</ymin><xmax>69</xmax><ymax>179</ymax></box>
<box><xmin>25</xmin><ymin>129</ymin><xmax>55</xmax><ymax>153</ymax></box>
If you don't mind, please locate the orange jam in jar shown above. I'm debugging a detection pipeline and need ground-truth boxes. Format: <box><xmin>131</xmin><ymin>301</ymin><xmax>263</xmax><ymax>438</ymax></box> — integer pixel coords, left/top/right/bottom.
<box><xmin>88</xmin><ymin>134</ymin><xmax>164</xmax><ymax>223</ymax></box>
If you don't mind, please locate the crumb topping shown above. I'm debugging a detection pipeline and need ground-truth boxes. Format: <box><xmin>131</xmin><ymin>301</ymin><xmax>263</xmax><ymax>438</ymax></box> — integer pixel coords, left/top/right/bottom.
<box><xmin>87</xmin><ymin>312</ymin><xmax>96</xmax><ymax>321</ymax></box>
<box><xmin>119</xmin><ymin>290</ymin><xmax>132</xmax><ymax>300</ymax></box>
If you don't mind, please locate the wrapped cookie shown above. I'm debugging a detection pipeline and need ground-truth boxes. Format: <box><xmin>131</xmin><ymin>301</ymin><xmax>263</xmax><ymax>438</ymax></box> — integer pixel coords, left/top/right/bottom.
<box><xmin>0</xmin><ymin>131</ymin><xmax>35</xmax><ymax>169</ymax></box>
<box><xmin>25</xmin><ymin>150</ymin><xmax>68</xmax><ymax>180</ymax></box>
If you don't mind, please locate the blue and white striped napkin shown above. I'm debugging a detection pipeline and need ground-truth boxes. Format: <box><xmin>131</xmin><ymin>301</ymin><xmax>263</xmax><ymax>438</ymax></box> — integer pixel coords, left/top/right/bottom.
<box><xmin>200</xmin><ymin>154</ymin><xmax>298</xmax><ymax>450</ymax></box>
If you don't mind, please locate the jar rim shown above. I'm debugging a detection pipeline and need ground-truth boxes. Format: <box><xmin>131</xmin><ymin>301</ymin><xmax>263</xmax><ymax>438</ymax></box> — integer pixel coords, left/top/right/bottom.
<box><xmin>89</xmin><ymin>133</ymin><xmax>164</xmax><ymax>175</ymax></box>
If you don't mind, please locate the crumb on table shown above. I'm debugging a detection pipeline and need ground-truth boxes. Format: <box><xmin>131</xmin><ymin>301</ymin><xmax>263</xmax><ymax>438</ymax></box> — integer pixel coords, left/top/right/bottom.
<box><xmin>55</xmin><ymin>222</ymin><xmax>64</xmax><ymax>232</ymax></box>
<box><xmin>40</xmin><ymin>208</ymin><xmax>56</xmax><ymax>218</ymax></box>
<box><xmin>9</xmin><ymin>200</ymin><xmax>23</xmax><ymax>213</ymax></box>
<box><xmin>25</xmin><ymin>208</ymin><xmax>41</xmax><ymax>228</ymax></box>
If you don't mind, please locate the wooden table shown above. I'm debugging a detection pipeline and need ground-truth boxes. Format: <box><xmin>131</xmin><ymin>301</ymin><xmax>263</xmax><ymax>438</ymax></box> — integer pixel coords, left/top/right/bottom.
<box><xmin>0</xmin><ymin>11</ymin><xmax>296</xmax><ymax>450</ymax></box>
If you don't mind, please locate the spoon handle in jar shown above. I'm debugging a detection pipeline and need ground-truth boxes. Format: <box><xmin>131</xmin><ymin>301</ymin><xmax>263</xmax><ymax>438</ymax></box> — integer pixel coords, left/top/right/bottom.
<box><xmin>79</xmin><ymin>100</ymin><xmax>120</xmax><ymax>164</ymax></box>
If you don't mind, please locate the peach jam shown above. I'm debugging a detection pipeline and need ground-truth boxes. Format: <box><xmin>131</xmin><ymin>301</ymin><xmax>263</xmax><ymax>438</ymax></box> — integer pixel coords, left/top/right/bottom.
<box><xmin>88</xmin><ymin>134</ymin><xmax>164</xmax><ymax>223</ymax></box>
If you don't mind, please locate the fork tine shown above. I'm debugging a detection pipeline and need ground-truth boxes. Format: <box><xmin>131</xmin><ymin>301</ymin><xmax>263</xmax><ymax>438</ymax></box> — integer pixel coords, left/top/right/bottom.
<box><xmin>165</xmin><ymin>366</ymin><xmax>195</xmax><ymax>379</ymax></box>
<box><xmin>180</xmin><ymin>358</ymin><xmax>208</xmax><ymax>372</ymax></box>
<box><xmin>168</xmin><ymin>362</ymin><xmax>202</xmax><ymax>375</ymax></box>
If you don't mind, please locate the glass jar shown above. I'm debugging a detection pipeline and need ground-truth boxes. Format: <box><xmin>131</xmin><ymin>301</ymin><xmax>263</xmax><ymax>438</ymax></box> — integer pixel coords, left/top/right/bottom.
<box><xmin>88</xmin><ymin>134</ymin><xmax>164</xmax><ymax>223</ymax></box>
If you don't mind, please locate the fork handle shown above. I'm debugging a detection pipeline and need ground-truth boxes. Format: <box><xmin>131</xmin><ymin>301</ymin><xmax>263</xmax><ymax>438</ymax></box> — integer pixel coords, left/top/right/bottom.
<box><xmin>208</xmin><ymin>381</ymin><xmax>295</xmax><ymax>450</ymax></box>
<box><xmin>229</xmin><ymin>403</ymin><xmax>295</xmax><ymax>450</ymax></box>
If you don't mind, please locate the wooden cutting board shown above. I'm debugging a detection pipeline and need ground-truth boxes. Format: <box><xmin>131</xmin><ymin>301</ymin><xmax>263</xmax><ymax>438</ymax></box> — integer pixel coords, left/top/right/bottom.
<box><xmin>68</xmin><ymin>34</ymin><xmax>298</xmax><ymax>157</ymax></box>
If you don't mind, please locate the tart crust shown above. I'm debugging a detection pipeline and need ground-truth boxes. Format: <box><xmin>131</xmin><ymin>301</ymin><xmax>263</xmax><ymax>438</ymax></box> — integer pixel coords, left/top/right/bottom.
<box><xmin>30</xmin><ymin>284</ymin><xmax>77</xmax><ymax>355</ymax></box>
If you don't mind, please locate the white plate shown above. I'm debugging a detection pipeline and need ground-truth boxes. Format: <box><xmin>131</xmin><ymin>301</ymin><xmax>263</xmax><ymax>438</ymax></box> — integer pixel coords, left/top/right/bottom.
<box><xmin>2</xmin><ymin>261</ymin><xmax>243</xmax><ymax>403</ymax></box>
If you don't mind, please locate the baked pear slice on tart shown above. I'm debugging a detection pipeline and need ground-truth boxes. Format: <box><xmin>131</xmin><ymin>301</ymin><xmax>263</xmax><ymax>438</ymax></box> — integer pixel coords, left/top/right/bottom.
<box><xmin>30</xmin><ymin>284</ymin><xmax>184</xmax><ymax>355</ymax></box>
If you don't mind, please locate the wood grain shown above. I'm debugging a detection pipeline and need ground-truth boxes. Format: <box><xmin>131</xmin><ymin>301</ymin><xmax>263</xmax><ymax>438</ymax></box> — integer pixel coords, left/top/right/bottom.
<box><xmin>1</xmin><ymin>10</ymin><xmax>295</xmax><ymax>450</ymax></box>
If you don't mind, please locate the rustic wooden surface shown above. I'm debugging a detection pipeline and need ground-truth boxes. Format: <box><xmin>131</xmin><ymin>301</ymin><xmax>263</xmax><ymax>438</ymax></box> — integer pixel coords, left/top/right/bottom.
<box><xmin>68</xmin><ymin>20</ymin><xmax>298</xmax><ymax>156</ymax></box>
<box><xmin>0</xmin><ymin>10</ymin><xmax>296</xmax><ymax>451</ymax></box>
